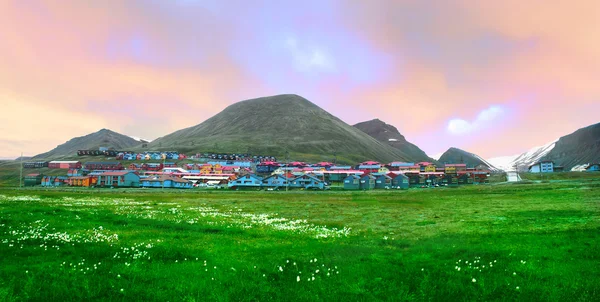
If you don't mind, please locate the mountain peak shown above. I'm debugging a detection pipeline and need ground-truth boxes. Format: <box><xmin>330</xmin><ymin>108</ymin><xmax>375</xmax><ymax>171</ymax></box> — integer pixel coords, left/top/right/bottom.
<box><xmin>148</xmin><ymin>94</ymin><xmax>413</xmax><ymax>163</ymax></box>
<box><xmin>439</xmin><ymin>147</ymin><xmax>499</xmax><ymax>170</ymax></box>
<box><xmin>353</xmin><ymin>119</ymin><xmax>434</xmax><ymax>163</ymax></box>
<box><xmin>33</xmin><ymin>129</ymin><xmax>140</xmax><ymax>159</ymax></box>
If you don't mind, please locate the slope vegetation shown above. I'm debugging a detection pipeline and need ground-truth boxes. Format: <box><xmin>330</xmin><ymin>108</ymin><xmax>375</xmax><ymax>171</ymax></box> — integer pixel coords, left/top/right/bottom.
<box><xmin>438</xmin><ymin>147</ymin><xmax>499</xmax><ymax>171</ymax></box>
<box><xmin>33</xmin><ymin>129</ymin><xmax>140</xmax><ymax>159</ymax></box>
<box><xmin>148</xmin><ymin>94</ymin><xmax>412</xmax><ymax>163</ymax></box>
<box><xmin>353</xmin><ymin>119</ymin><xmax>434</xmax><ymax>163</ymax></box>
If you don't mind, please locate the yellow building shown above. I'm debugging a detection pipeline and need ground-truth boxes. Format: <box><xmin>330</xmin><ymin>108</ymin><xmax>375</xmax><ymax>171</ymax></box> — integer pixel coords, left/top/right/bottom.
<box><xmin>424</xmin><ymin>164</ymin><xmax>437</xmax><ymax>172</ymax></box>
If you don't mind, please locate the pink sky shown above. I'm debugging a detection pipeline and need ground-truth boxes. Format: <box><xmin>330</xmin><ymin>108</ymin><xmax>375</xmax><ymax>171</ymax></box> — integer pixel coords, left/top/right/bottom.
<box><xmin>1</xmin><ymin>0</ymin><xmax>599</xmax><ymax>159</ymax></box>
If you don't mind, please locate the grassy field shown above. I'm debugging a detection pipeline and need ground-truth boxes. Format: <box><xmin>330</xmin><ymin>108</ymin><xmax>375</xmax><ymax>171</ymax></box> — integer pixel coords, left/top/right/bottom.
<box><xmin>0</xmin><ymin>180</ymin><xmax>599</xmax><ymax>301</ymax></box>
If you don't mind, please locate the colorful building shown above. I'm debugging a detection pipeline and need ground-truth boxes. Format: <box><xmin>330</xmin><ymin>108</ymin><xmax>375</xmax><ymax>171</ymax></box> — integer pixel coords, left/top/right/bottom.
<box><xmin>343</xmin><ymin>175</ymin><xmax>361</xmax><ymax>190</ymax></box>
<box><xmin>48</xmin><ymin>161</ymin><xmax>82</xmax><ymax>169</ymax></box>
<box><xmin>528</xmin><ymin>161</ymin><xmax>554</xmax><ymax>173</ymax></box>
<box><xmin>391</xmin><ymin>173</ymin><xmax>409</xmax><ymax>189</ymax></box>
<box><xmin>24</xmin><ymin>174</ymin><xmax>43</xmax><ymax>186</ymax></box>
<box><xmin>359</xmin><ymin>175</ymin><xmax>376</xmax><ymax>190</ymax></box>
<box><xmin>374</xmin><ymin>174</ymin><xmax>392</xmax><ymax>189</ymax></box>
<box><xmin>97</xmin><ymin>171</ymin><xmax>140</xmax><ymax>187</ymax></box>
<box><xmin>85</xmin><ymin>162</ymin><xmax>123</xmax><ymax>170</ymax></box>
<box><xmin>227</xmin><ymin>175</ymin><xmax>263</xmax><ymax>189</ymax></box>
<box><xmin>69</xmin><ymin>176</ymin><xmax>97</xmax><ymax>187</ymax></box>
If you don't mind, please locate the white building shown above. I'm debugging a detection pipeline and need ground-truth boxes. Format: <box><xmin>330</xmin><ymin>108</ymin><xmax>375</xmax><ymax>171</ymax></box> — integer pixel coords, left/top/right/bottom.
<box><xmin>528</xmin><ymin>161</ymin><xmax>554</xmax><ymax>173</ymax></box>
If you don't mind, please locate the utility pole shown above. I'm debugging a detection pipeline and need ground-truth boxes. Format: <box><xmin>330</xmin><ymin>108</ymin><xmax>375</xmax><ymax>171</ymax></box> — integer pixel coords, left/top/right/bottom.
<box><xmin>162</xmin><ymin>153</ymin><xmax>166</xmax><ymax>190</ymax></box>
<box><xmin>19</xmin><ymin>152</ymin><xmax>23</xmax><ymax>189</ymax></box>
<box><xmin>285</xmin><ymin>151</ymin><xmax>289</xmax><ymax>192</ymax></box>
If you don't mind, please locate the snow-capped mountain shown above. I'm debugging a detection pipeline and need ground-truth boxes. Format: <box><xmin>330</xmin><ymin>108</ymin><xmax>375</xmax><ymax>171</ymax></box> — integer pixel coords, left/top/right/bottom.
<box><xmin>488</xmin><ymin>140</ymin><xmax>556</xmax><ymax>171</ymax></box>
<box><xmin>128</xmin><ymin>136</ymin><xmax>151</xmax><ymax>143</ymax></box>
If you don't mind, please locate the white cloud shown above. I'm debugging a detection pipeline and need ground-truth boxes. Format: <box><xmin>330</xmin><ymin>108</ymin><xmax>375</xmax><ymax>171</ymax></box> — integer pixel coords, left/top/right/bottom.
<box><xmin>283</xmin><ymin>37</ymin><xmax>336</xmax><ymax>73</ymax></box>
<box><xmin>447</xmin><ymin>105</ymin><xmax>505</xmax><ymax>135</ymax></box>
<box><xmin>477</xmin><ymin>105</ymin><xmax>504</xmax><ymax>122</ymax></box>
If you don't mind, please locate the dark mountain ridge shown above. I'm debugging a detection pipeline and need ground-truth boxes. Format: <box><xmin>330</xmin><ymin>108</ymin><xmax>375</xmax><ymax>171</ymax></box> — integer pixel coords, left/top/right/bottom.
<box><xmin>353</xmin><ymin>119</ymin><xmax>434</xmax><ymax>163</ymax></box>
<box><xmin>148</xmin><ymin>94</ymin><xmax>419</xmax><ymax>163</ymax></box>
<box><xmin>33</xmin><ymin>129</ymin><xmax>140</xmax><ymax>159</ymax></box>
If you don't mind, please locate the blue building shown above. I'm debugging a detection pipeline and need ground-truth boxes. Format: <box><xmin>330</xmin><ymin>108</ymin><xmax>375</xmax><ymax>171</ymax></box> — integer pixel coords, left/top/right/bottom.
<box><xmin>360</xmin><ymin>175</ymin><xmax>376</xmax><ymax>190</ymax></box>
<box><xmin>228</xmin><ymin>175</ymin><xmax>263</xmax><ymax>189</ymax></box>
<box><xmin>290</xmin><ymin>175</ymin><xmax>326</xmax><ymax>190</ymax></box>
<box><xmin>528</xmin><ymin>161</ymin><xmax>554</xmax><ymax>173</ymax></box>
<box><xmin>391</xmin><ymin>173</ymin><xmax>409</xmax><ymax>189</ymax></box>
<box><xmin>343</xmin><ymin>175</ymin><xmax>361</xmax><ymax>190</ymax></box>
<box><xmin>261</xmin><ymin>174</ymin><xmax>290</xmax><ymax>189</ymax></box>
<box><xmin>141</xmin><ymin>175</ymin><xmax>193</xmax><ymax>189</ymax></box>
<box><xmin>97</xmin><ymin>171</ymin><xmax>140</xmax><ymax>187</ymax></box>
<box><xmin>373</xmin><ymin>174</ymin><xmax>392</xmax><ymax>189</ymax></box>
<box><xmin>586</xmin><ymin>163</ymin><xmax>600</xmax><ymax>172</ymax></box>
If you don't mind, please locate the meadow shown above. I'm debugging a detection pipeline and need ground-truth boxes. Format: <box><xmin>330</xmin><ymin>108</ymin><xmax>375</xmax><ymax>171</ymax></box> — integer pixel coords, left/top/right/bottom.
<box><xmin>0</xmin><ymin>180</ymin><xmax>599</xmax><ymax>301</ymax></box>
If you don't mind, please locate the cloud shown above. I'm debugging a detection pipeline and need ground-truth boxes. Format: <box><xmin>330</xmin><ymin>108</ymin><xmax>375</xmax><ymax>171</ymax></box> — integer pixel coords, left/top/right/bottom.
<box><xmin>284</xmin><ymin>37</ymin><xmax>336</xmax><ymax>73</ymax></box>
<box><xmin>447</xmin><ymin>105</ymin><xmax>506</xmax><ymax>135</ymax></box>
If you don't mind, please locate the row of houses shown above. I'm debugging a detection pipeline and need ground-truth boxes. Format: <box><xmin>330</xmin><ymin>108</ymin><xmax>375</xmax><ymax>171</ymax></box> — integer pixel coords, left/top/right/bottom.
<box><xmin>195</xmin><ymin>153</ymin><xmax>277</xmax><ymax>163</ymax></box>
<box><xmin>34</xmin><ymin>171</ymin><xmax>194</xmax><ymax>189</ymax></box>
<box><xmin>227</xmin><ymin>174</ymin><xmax>328</xmax><ymax>190</ymax></box>
<box><xmin>527</xmin><ymin>161</ymin><xmax>600</xmax><ymax>173</ymax></box>
<box><xmin>116</xmin><ymin>151</ymin><xmax>186</xmax><ymax>161</ymax></box>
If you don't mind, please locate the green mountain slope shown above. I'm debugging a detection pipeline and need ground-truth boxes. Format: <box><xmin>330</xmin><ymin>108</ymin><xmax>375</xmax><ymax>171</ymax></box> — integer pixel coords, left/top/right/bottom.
<box><xmin>33</xmin><ymin>129</ymin><xmax>141</xmax><ymax>159</ymax></box>
<box><xmin>438</xmin><ymin>147</ymin><xmax>500</xmax><ymax>171</ymax></box>
<box><xmin>541</xmin><ymin>122</ymin><xmax>600</xmax><ymax>169</ymax></box>
<box><xmin>353</xmin><ymin>119</ymin><xmax>434</xmax><ymax>163</ymax></box>
<box><xmin>148</xmin><ymin>94</ymin><xmax>413</xmax><ymax>163</ymax></box>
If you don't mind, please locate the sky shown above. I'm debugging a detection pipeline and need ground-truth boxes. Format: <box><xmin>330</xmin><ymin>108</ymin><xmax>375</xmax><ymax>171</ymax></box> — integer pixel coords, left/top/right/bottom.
<box><xmin>1</xmin><ymin>0</ymin><xmax>599</xmax><ymax>159</ymax></box>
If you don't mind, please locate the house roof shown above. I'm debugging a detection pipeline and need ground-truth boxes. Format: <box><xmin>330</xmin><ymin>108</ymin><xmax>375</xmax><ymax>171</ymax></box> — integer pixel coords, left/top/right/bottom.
<box><xmin>86</xmin><ymin>162</ymin><xmax>121</xmax><ymax>165</ymax></box>
<box><xmin>156</xmin><ymin>175</ymin><xmax>191</xmax><ymax>183</ymax></box>
<box><xmin>100</xmin><ymin>171</ymin><xmax>135</xmax><ymax>176</ymax></box>
<box><xmin>263</xmin><ymin>174</ymin><xmax>290</xmax><ymax>181</ymax></box>
<box><xmin>389</xmin><ymin>173</ymin><xmax>409</xmax><ymax>179</ymax></box>
<box><xmin>417</xmin><ymin>162</ymin><xmax>433</xmax><ymax>166</ymax></box>
<box><xmin>292</xmin><ymin>174</ymin><xmax>323</xmax><ymax>182</ymax></box>
<box><xmin>389</xmin><ymin>162</ymin><xmax>415</xmax><ymax>166</ymax></box>
<box><xmin>444</xmin><ymin>164</ymin><xmax>467</xmax><ymax>167</ymax></box>
<box><xmin>49</xmin><ymin>161</ymin><xmax>80</xmax><ymax>164</ymax></box>
<box><xmin>360</xmin><ymin>161</ymin><xmax>380</xmax><ymax>165</ymax></box>
<box><xmin>258</xmin><ymin>161</ymin><xmax>280</xmax><ymax>166</ymax></box>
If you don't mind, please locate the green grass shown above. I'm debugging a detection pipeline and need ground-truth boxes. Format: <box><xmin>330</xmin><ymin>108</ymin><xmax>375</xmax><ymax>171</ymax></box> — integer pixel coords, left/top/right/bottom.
<box><xmin>0</xmin><ymin>181</ymin><xmax>599</xmax><ymax>301</ymax></box>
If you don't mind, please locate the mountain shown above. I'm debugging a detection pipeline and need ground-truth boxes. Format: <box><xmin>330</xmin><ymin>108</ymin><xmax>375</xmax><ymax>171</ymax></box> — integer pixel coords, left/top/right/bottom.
<box><xmin>353</xmin><ymin>119</ymin><xmax>434</xmax><ymax>163</ymax></box>
<box><xmin>487</xmin><ymin>122</ymin><xmax>600</xmax><ymax>171</ymax></box>
<box><xmin>488</xmin><ymin>140</ymin><xmax>556</xmax><ymax>171</ymax></box>
<box><xmin>540</xmin><ymin>122</ymin><xmax>600</xmax><ymax>170</ymax></box>
<box><xmin>438</xmin><ymin>147</ymin><xmax>500</xmax><ymax>171</ymax></box>
<box><xmin>33</xmin><ymin>129</ymin><xmax>141</xmax><ymax>159</ymax></box>
<box><xmin>148</xmin><ymin>94</ymin><xmax>414</xmax><ymax>163</ymax></box>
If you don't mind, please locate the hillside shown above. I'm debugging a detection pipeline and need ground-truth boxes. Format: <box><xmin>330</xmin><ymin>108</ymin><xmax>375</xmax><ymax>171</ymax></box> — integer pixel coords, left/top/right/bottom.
<box><xmin>148</xmin><ymin>94</ymin><xmax>413</xmax><ymax>163</ymax></box>
<box><xmin>353</xmin><ymin>119</ymin><xmax>434</xmax><ymax>163</ymax></box>
<box><xmin>541</xmin><ymin>122</ymin><xmax>600</xmax><ymax>170</ymax></box>
<box><xmin>33</xmin><ymin>129</ymin><xmax>141</xmax><ymax>159</ymax></box>
<box><xmin>438</xmin><ymin>147</ymin><xmax>499</xmax><ymax>171</ymax></box>
<box><xmin>488</xmin><ymin>140</ymin><xmax>556</xmax><ymax>172</ymax></box>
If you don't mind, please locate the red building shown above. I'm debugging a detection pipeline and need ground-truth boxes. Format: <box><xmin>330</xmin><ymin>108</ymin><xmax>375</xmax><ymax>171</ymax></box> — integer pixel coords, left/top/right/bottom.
<box><xmin>48</xmin><ymin>161</ymin><xmax>82</xmax><ymax>169</ymax></box>
<box><xmin>84</xmin><ymin>162</ymin><xmax>123</xmax><ymax>170</ymax></box>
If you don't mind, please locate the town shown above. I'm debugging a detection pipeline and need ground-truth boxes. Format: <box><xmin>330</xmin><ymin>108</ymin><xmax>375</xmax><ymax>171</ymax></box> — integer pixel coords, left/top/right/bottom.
<box><xmin>21</xmin><ymin>149</ymin><xmax>597</xmax><ymax>190</ymax></box>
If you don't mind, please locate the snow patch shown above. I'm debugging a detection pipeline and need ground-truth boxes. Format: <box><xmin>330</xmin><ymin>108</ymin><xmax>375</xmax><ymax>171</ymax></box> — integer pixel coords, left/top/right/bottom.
<box><xmin>487</xmin><ymin>140</ymin><xmax>557</xmax><ymax>171</ymax></box>
<box><xmin>128</xmin><ymin>136</ymin><xmax>152</xmax><ymax>143</ymax></box>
